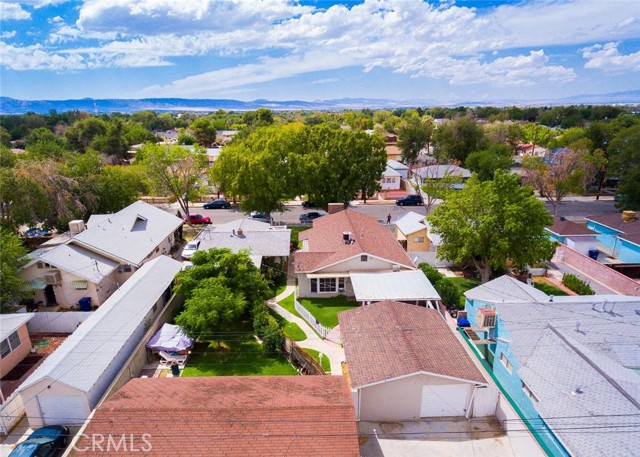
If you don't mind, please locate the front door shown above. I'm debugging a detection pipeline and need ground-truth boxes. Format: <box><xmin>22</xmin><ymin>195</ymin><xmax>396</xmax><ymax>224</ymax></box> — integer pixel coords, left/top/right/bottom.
<box><xmin>44</xmin><ymin>285</ymin><xmax>57</xmax><ymax>306</ymax></box>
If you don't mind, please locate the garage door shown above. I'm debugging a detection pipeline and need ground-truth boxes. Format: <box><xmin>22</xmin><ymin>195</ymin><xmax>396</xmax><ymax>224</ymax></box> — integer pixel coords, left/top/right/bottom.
<box><xmin>38</xmin><ymin>395</ymin><xmax>87</xmax><ymax>426</ymax></box>
<box><xmin>420</xmin><ymin>384</ymin><xmax>471</xmax><ymax>417</ymax></box>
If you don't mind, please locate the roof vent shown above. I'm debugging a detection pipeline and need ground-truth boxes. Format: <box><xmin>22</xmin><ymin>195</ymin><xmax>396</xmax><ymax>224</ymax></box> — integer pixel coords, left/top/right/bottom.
<box><xmin>343</xmin><ymin>232</ymin><xmax>352</xmax><ymax>244</ymax></box>
<box><xmin>549</xmin><ymin>294</ymin><xmax>554</xmax><ymax>302</ymax></box>
<box><xmin>392</xmin><ymin>264</ymin><xmax>400</xmax><ymax>272</ymax></box>
<box><xmin>237</xmin><ymin>228</ymin><xmax>244</xmax><ymax>237</ymax></box>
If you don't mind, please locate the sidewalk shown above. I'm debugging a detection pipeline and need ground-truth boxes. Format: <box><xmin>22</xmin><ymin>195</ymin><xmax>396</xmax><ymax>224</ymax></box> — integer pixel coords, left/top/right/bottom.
<box><xmin>269</xmin><ymin>286</ymin><xmax>345</xmax><ymax>375</ymax></box>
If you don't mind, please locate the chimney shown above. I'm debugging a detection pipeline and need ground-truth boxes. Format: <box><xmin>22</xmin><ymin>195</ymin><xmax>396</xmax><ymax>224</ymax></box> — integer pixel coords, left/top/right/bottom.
<box><xmin>328</xmin><ymin>203</ymin><xmax>343</xmax><ymax>214</ymax></box>
<box><xmin>237</xmin><ymin>228</ymin><xmax>244</xmax><ymax>237</ymax></box>
<box><xmin>622</xmin><ymin>211</ymin><xmax>637</xmax><ymax>223</ymax></box>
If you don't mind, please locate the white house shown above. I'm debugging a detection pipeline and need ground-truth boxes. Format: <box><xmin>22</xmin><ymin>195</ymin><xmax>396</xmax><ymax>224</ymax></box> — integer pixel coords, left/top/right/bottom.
<box><xmin>17</xmin><ymin>256</ymin><xmax>182</xmax><ymax>428</ymax></box>
<box><xmin>19</xmin><ymin>201</ymin><xmax>182</xmax><ymax>308</ymax></box>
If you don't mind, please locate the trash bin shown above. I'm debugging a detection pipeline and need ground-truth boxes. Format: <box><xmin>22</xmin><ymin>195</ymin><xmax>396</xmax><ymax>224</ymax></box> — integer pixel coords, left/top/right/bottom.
<box><xmin>171</xmin><ymin>361</ymin><xmax>180</xmax><ymax>377</ymax></box>
<box><xmin>78</xmin><ymin>297</ymin><xmax>92</xmax><ymax>311</ymax></box>
<box><xmin>588</xmin><ymin>249</ymin><xmax>599</xmax><ymax>260</ymax></box>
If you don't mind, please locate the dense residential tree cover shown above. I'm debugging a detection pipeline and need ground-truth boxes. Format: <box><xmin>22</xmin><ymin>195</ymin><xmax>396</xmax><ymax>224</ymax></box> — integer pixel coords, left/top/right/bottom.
<box><xmin>428</xmin><ymin>171</ymin><xmax>555</xmax><ymax>283</ymax></box>
<box><xmin>397</xmin><ymin>116</ymin><xmax>433</xmax><ymax>165</ymax></box>
<box><xmin>0</xmin><ymin>229</ymin><xmax>30</xmax><ymax>312</ymax></box>
<box><xmin>433</xmin><ymin>114</ymin><xmax>486</xmax><ymax>163</ymax></box>
<box><xmin>607</xmin><ymin>124</ymin><xmax>640</xmax><ymax>210</ymax></box>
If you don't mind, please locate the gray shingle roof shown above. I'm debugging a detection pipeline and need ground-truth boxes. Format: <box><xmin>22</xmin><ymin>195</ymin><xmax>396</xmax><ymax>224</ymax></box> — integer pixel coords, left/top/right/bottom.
<box><xmin>464</xmin><ymin>275</ymin><xmax>549</xmax><ymax>303</ymax></box>
<box><xmin>18</xmin><ymin>256</ymin><xmax>182</xmax><ymax>394</ymax></box>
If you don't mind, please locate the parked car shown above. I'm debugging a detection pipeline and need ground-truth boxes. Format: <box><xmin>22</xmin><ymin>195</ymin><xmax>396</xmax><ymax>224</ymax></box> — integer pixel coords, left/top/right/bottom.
<box><xmin>9</xmin><ymin>425</ymin><xmax>69</xmax><ymax>457</ymax></box>
<box><xmin>181</xmin><ymin>240</ymin><xmax>201</xmax><ymax>260</ymax></box>
<box><xmin>203</xmin><ymin>199</ymin><xmax>231</xmax><ymax>209</ymax></box>
<box><xmin>248</xmin><ymin>211</ymin><xmax>268</xmax><ymax>221</ymax></box>
<box><xmin>299</xmin><ymin>212</ymin><xmax>324</xmax><ymax>223</ymax></box>
<box><xmin>301</xmin><ymin>200</ymin><xmax>316</xmax><ymax>208</ymax></box>
<box><xmin>395</xmin><ymin>194</ymin><xmax>423</xmax><ymax>206</ymax></box>
<box><xmin>185</xmin><ymin>214</ymin><xmax>211</xmax><ymax>224</ymax></box>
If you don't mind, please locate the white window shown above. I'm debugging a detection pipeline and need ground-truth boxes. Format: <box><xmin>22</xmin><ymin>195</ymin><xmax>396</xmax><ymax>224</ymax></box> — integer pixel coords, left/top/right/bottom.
<box><xmin>413</xmin><ymin>236</ymin><xmax>425</xmax><ymax>243</ymax></box>
<box><xmin>500</xmin><ymin>353</ymin><xmax>513</xmax><ymax>374</ymax></box>
<box><xmin>522</xmin><ymin>381</ymin><xmax>539</xmax><ymax>402</ymax></box>
<box><xmin>319</xmin><ymin>278</ymin><xmax>336</xmax><ymax>293</ymax></box>
<box><xmin>311</xmin><ymin>277</ymin><xmax>345</xmax><ymax>294</ymax></box>
<box><xmin>1</xmin><ymin>331</ymin><xmax>21</xmax><ymax>358</ymax></box>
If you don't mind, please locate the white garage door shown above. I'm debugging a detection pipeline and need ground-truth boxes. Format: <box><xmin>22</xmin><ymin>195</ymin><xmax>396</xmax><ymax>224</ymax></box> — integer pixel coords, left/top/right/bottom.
<box><xmin>420</xmin><ymin>384</ymin><xmax>471</xmax><ymax>417</ymax></box>
<box><xmin>38</xmin><ymin>395</ymin><xmax>87</xmax><ymax>426</ymax></box>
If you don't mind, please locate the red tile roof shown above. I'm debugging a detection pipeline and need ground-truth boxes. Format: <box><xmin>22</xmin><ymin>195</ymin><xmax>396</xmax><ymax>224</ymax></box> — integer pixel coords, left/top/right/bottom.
<box><xmin>295</xmin><ymin>209</ymin><xmax>414</xmax><ymax>272</ymax></box>
<box><xmin>546</xmin><ymin>217</ymin><xmax>598</xmax><ymax>236</ymax></box>
<box><xmin>339</xmin><ymin>301</ymin><xmax>487</xmax><ymax>388</ymax></box>
<box><xmin>76</xmin><ymin>376</ymin><xmax>359</xmax><ymax>457</ymax></box>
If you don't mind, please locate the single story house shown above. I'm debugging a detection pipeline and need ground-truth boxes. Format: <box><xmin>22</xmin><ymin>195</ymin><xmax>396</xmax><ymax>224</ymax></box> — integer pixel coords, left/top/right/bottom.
<box><xmin>395</xmin><ymin>211</ymin><xmax>451</xmax><ymax>267</ymax></box>
<box><xmin>411</xmin><ymin>164</ymin><xmax>471</xmax><ymax>190</ymax></box>
<box><xmin>18</xmin><ymin>201</ymin><xmax>182</xmax><ymax>308</ymax></box>
<box><xmin>380</xmin><ymin>165</ymin><xmax>402</xmax><ymax>190</ymax></box>
<box><xmin>340</xmin><ymin>301</ymin><xmax>490</xmax><ymax>422</ymax></box>
<box><xmin>72</xmin><ymin>376</ymin><xmax>360</xmax><ymax>457</ymax></box>
<box><xmin>387</xmin><ymin>159</ymin><xmax>409</xmax><ymax>179</ymax></box>
<box><xmin>463</xmin><ymin>276</ymin><xmax>640</xmax><ymax>457</ymax></box>
<box><xmin>17</xmin><ymin>256</ymin><xmax>182</xmax><ymax>428</ymax></box>
<box><xmin>349</xmin><ymin>270</ymin><xmax>440</xmax><ymax>307</ymax></box>
<box><xmin>194</xmin><ymin>219</ymin><xmax>290</xmax><ymax>268</ymax></box>
<box><xmin>585</xmin><ymin>212</ymin><xmax>640</xmax><ymax>263</ymax></box>
<box><xmin>545</xmin><ymin>216</ymin><xmax>599</xmax><ymax>256</ymax></box>
<box><xmin>295</xmin><ymin>210</ymin><xmax>415</xmax><ymax>298</ymax></box>
<box><xmin>0</xmin><ymin>314</ymin><xmax>34</xmax><ymax>380</ymax></box>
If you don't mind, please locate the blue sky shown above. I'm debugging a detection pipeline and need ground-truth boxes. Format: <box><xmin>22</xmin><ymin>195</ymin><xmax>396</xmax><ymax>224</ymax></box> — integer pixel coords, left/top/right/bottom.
<box><xmin>1</xmin><ymin>0</ymin><xmax>639</xmax><ymax>102</ymax></box>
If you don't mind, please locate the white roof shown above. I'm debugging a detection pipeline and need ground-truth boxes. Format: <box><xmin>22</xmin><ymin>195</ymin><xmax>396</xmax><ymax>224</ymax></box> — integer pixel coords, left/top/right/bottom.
<box><xmin>387</xmin><ymin>159</ymin><xmax>409</xmax><ymax>170</ymax></box>
<box><xmin>424</xmin><ymin>219</ymin><xmax>442</xmax><ymax>246</ymax></box>
<box><xmin>18</xmin><ymin>256</ymin><xmax>182</xmax><ymax>394</ymax></box>
<box><xmin>413</xmin><ymin>164</ymin><xmax>471</xmax><ymax>179</ymax></box>
<box><xmin>464</xmin><ymin>275</ymin><xmax>549</xmax><ymax>303</ymax></box>
<box><xmin>350</xmin><ymin>270</ymin><xmax>440</xmax><ymax>302</ymax></box>
<box><xmin>0</xmin><ymin>314</ymin><xmax>34</xmax><ymax>340</ymax></box>
<box><xmin>395</xmin><ymin>211</ymin><xmax>426</xmax><ymax>236</ymax></box>
<box><xmin>86</xmin><ymin>214</ymin><xmax>109</xmax><ymax>228</ymax></box>
<box><xmin>383</xmin><ymin>165</ymin><xmax>402</xmax><ymax>177</ymax></box>
<box><xmin>73</xmin><ymin>201</ymin><xmax>183</xmax><ymax>266</ymax></box>
<box><xmin>38</xmin><ymin>244</ymin><xmax>119</xmax><ymax>282</ymax></box>
<box><xmin>195</xmin><ymin>223</ymin><xmax>290</xmax><ymax>257</ymax></box>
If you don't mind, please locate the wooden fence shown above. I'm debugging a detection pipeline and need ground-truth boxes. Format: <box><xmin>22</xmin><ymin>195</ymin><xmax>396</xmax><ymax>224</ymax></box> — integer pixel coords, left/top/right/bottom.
<box><xmin>282</xmin><ymin>338</ymin><xmax>325</xmax><ymax>375</ymax></box>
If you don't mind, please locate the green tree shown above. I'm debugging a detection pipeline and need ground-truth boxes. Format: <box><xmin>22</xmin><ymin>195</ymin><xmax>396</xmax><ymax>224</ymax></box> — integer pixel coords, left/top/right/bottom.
<box><xmin>433</xmin><ymin>114</ymin><xmax>486</xmax><ymax>163</ymax></box>
<box><xmin>91</xmin><ymin>118</ymin><xmax>129</xmax><ymax>158</ymax></box>
<box><xmin>139</xmin><ymin>143</ymin><xmax>207</xmax><ymax>220</ymax></box>
<box><xmin>465</xmin><ymin>143</ymin><xmax>513</xmax><ymax>181</ymax></box>
<box><xmin>608</xmin><ymin>124</ymin><xmax>640</xmax><ymax>209</ymax></box>
<box><xmin>0</xmin><ymin>228</ymin><xmax>30</xmax><ymax>312</ymax></box>
<box><xmin>189</xmin><ymin>117</ymin><xmax>217</xmax><ymax>147</ymax></box>
<box><xmin>95</xmin><ymin>165</ymin><xmax>148</xmax><ymax>213</ymax></box>
<box><xmin>397</xmin><ymin>117</ymin><xmax>433</xmax><ymax>165</ymax></box>
<box><xmin>428</xmin><ymin>171</ymin><xmax>554</xmax><ymax>283</ymax></box>
<box><xmin>64</xmin><ymin>117</ymin><xmax>108</xmax><ymax>152</ymax></box>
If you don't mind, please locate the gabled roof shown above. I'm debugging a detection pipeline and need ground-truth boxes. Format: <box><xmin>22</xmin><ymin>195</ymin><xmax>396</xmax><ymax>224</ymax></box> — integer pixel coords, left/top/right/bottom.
<box><xmin>78</xmin><ymin>376</ymin><xmax>360</xmax><ymax>457</ymax></box>
<box><xmin>413</xmin><ymin>164</ymin><xmax>471</xmax><ymax>179</ymax></box>
<box><xmin>0</xmin><ymin>314</ymin><xmax>33</xmax><ymax>341</ymax></box>
<box><xmin>383</xmin><ymin>165</ymin><xmax>402</xmax><ymax>177</ymax></box>
<box><xmin>387</xmin><ymin>159</ymin><xmax>409</xmax><ymax>170</ymax></box>
<box><xmin>395</xmin><ymin>211</ymin><xmax>427</xmax><ymax>236</ymax></box>
<box><xmin>73</xmin><ymin>201</ymin><xmax>183</xmax><ymax>266</ymax></box>
<box><xmin>546</xmin><ymin>217</ymin><xmax>597</xmax><ymax>236</ymax></box>
<box><xmin>464</xmin><ymin>275</ymin><xmax>549</xmax><ymax>303</ymax></box>
<box><xmin>339</xmin><ymin>301</ymin><xmax>486</xmax><ymax>388</ymax></box>
<box><xmin>350</xmin><ymin>270</ymin><xmax>440</xmax><ymax>302</ymax></box>
<box><xmin>295</xmin><ymin>209</ymin><xmax>414</xmax><ymax>273</ymax></box>
<box><xmin>36</xmin><ymin>243</ymin><xmax>119</xmax><ymax>283</ymax></box>
<box><xmin>18</xmin><ymin>256</ymin><xmax>182</xmax><ymax>394</ymax></box>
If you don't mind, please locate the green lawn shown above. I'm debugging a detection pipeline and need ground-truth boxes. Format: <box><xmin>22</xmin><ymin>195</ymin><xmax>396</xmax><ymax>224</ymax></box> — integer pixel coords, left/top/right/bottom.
<box><xmin>274</xmin><ymin>284</ymin><xmax>287</xmax><ymax>298</ymax></box>
<box><xmin>447</xmin><ymin>277</ymin><xmax>482</xmax><ymax>307</ymax></box>
<box><xmin>298</xmin><ymin>296</ymin><xmax>358</xmax><ymax>328</ymax></box>
<box><xmin>290</xmin><ymin>226</ymin><xmax>308</xmax><ymax>250</ymax></box>
<box><xmin>268</xmin><ymin>307</ymin><xmax>307</xmax><ymax>341</ymax></box>
<box><xmin>534</xmin><ymin>280</ymin><xmax>569</xmax><ymax>296</ymax></box>
<box><xmin>304</xmin><ymin>348</ymin><xmax>331</xmax><ymax>373</ymax></box>
<box><xmin>181</xmin><ymin>320</ymin><xmax>297</xmax><ymax>377</ymax></box>
<box><xmin>277</xmin><ymin>292</ymin><xmax>302</xmax><ymax>319</ymax></box>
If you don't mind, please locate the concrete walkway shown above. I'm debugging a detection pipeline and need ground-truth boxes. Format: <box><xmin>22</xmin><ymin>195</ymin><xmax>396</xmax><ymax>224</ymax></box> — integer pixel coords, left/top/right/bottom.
<box><xmin>546</xmin><ymin>260</ymin><xmax>619</xmax><ymax>295</ymax></box>
<box><xmin>268</xmin><ymin>286</ymin><xmax>345</xmax><ymax>375</ymax></box>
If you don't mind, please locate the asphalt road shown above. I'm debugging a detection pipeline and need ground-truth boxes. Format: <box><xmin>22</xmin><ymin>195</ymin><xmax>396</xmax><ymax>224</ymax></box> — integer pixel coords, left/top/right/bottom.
<box><xmin>185</xmin><ymin>196</ymin><xmax>615</xmax><ymax>226</ymax></box>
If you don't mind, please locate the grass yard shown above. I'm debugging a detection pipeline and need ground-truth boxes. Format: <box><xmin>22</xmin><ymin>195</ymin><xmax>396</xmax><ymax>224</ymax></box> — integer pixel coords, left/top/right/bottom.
<box><xmin>298</xmin><ymin>296</ymin><xmax>358</xmax><ymax>328</ymax></box>
<box><xmin>268</xmin><ymin>308</ymin><xmax>307</xmax><ymax>341</ymax></box>
<box><xmin>274</xmin><ymin>284</ymin><xmax>287</xmax><ymax>298</ymax></box>
<box><xmin>277</xmin><ymin>292</ymin><xmax>303</xmax><ymax>319</ymax></box>
<box><xmin>304</xmin><ymin>348</ymin><xmax>331</xmax><ymax>373</ymax></box>
<box><xmin>289</xmin><ymin>226</ymin><xmax>308</xmax><ymax>250</ymax></box>
<box><xmin>534</xmin><ymin>278</ymin><xmax>569</xmax><ymax>296</ymax></box>
<box><xmin>447</xmin><ymin>277</ymin><xmax>482</xmax><ymax>307</ymax></box>
<box><xmin>181</xmin><ymin>320</ymin><xmax>297</xmax><ymax>377</ymax></box>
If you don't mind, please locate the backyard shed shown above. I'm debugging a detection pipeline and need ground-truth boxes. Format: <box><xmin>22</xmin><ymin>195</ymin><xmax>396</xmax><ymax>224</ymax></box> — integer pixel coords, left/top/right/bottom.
<box><xmin>339</xmin><ymin>301</ymin><xmax>490</xmax><ymax>421</ymax></box>
<box><xmin>17</xmin><ymin>255</ymin><xmax>182</xmax><ymax>428</ymax></box>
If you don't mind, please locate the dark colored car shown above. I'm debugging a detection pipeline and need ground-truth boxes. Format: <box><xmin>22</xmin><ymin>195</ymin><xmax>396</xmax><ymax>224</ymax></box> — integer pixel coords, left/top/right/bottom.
<box><xmin>203</xmin><ymin>199</ymin><xmax>231</xmax><ymax>209</ymax></box>
<box><xmin>299</xmin><ymin>212</ymin><xmax>324</xmax><ymax>223</ymax></box>
<box><xmin>395</xmin><ymin>194</ymin><xmax>423</xmax><ymax>206</ymax></box>
<box><xmin>185</xmin><ymin>214</ymin><xmax>212</xmax><ymax>224</ymax></box>
<box><xmin>301</xmin><ymin>200</ymin><xmax>316</xmax><ymax>208</ymax></box>
<box><xmin>9</xmin><ymin>425</ymin><xmax>69</xmax><ymax>457</ymax></box>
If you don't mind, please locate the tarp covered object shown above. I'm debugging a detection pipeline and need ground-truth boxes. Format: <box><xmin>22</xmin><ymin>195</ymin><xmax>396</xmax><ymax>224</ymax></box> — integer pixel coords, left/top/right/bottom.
<box><xmin>146</xmin><ymin>323</ymin><xmax>193</xmax><ymax>352</ymax></box>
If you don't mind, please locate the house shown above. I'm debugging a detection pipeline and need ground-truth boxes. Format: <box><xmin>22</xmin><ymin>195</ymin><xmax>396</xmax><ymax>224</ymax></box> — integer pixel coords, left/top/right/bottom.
<box><xmin>0</xmin><ymin>314</ymin><xmax>34</xmax><ymax>380</ymax></box>
<box><xmin>71</xmin><ymin>376</ymin><xmax>360</xmax><ymax>457</ymax></box>
<box><xmin>516</xmin><ymin>143</ymin><xmax>547</xmax><ymax>157</ymax></box>
<box><xmin>339</xmin><ymin>301</ymin><xmax>490</xmax><ymax>421</ymax></box>
<box><xmin>295</xmin><ymin>209</ymin><xmax>415</xmax><ymax>298</ymax></box>
<box><xmin>394</xmin><ymin>211</ymin><xmax>450</xmax><ymax>266</ymax></box>
<box><xmin>380</xmin><ymin>164</ymin><xmax>402</xmax><ymax>191</ymax></box>
<box><xmin>194</xmin><ymin>219</ymin><xmax>290</xmax><ymax>268</ymax></box>
<box><xmin>349</xmin><ymin>270</ymin><xmax>440</xmax><ymax>307</ymax></box>
<box><xmin>18</xmin><ymin>201</ymin><xmax>182</xmax><ymax>308</ymax></box>
<box><xmin>545</xmin><ymin>216</ymin><xmax>599</xmax><ymax>256</ymax></box>
<box><xmin>17</xmin><ymin>256</ymin><xmax>182</xmax><ymax>428</ymax></box>
<box><xmin>585</xmin><ymin>212</ymin><xmax>640</xmax><ymax>263</ymax></box>
<box><xmin>382</xmin><ymin>132</ymin><xmax>402</xmax><ymax>161</ymax></box>
<box><xmin>463</xmin><ymin>275</ymin><xmax>640</xmax><ymax>457</ymax></box>
<box><xmin>386</xmin><ymin>159</ymin><xmax>409</xmax><ymax>179</ymax></box>
<box><xmin>411</xmin><ymin>164</ymin><xmax>471</xmax><ymax>189</ymax></box>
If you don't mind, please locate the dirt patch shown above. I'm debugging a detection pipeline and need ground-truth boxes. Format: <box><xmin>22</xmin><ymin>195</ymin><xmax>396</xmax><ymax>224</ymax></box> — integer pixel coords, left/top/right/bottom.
<box><xmin>379</xmin><ymin>422</ymin><xmax>405</xmax><ymax>434</ymax></box>
<box><xmin>30</xmin><ymin>334</ymin><xmax>67</xmax><ymax>356</ymax></box>
<box><xmin>2</xmin><ymin>355</ymin><xmax>43</xmax><ymax>380</ymax></box>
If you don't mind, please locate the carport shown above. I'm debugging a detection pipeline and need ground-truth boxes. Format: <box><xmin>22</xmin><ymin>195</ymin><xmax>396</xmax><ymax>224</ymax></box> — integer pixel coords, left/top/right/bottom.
<box><xmin>349</xmin><ymin>270</ymin><xmax>440</xmax><ymax>307</ymax></box>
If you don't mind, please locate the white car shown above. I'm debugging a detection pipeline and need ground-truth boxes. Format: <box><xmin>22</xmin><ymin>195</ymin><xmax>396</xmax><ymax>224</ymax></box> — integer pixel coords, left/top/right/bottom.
<box><xmin>181</xmin><ymin>240</ymin><xmax>201</xmax><ymax>260</ymax></box>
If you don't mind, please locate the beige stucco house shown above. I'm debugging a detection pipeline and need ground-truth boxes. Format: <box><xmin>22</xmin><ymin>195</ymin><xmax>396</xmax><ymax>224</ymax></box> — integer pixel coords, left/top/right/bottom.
<box><xmin>394</xmin><ymin>211</ymin><xmax>431</xmax><ymax>252</ymax></box>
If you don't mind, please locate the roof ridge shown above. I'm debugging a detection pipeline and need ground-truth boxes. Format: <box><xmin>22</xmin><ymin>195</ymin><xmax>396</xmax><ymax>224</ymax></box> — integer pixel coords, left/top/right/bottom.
<box><xmin>389</xmin><ymin>303</ymin><xmax>423</xmax><ymax>373</ymax></box>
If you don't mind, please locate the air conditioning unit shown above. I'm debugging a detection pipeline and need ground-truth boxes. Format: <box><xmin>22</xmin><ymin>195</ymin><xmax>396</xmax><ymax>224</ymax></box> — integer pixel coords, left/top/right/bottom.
<box><xmin>44</xmin><ymin>271</ymin><xmax>62</xmax><ymax>285</ymax></box>
<box><xmin>477</xmin><ymin>308</ymin><xmax>496</xmax><ymax>327</ymax></box>
<box><xmin>69</xmin><ymin>220</ymin><xmax>86</xmax><ymax>235</ymax></box>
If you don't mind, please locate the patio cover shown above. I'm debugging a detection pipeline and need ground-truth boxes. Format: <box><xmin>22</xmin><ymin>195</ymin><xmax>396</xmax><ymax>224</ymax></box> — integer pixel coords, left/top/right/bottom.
<box><xmin>350</xmin><ymin>270</ymin><xmax>440</xmax><ymax>302</ymax></box>
<box><xmin>146</xmin><ymin>323</ymin><xmax>193</xmax><ymax>353</ymax></box>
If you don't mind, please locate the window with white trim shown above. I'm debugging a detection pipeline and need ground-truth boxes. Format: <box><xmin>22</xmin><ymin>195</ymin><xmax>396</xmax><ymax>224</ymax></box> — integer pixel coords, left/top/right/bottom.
<box><xmin>413</xmin><ymin>236</ymin><xmax>425</xmax><ymax>243</ymax></box>
<box><xmin>500</xmin><ymin>353</ymin><xmax>513</xmax><ymax>374</ymax></box>
<box><xmin>1</xmin><ymin>331</ymin><xmax>21</xmax><ymax>358</ymax></box>
<box><xmin>319</xmin><ymin>277</ymin><xmax>336</xmax><ymax>293</ymax></box>
<box><xmin>522</xmin><ymin>381</ymin><xmax>539</xmax><ymax>402</ymax></box>
<box><xmin>311</xmin><ymin>277</ymin><xmax>345</xmax><ymax>294</ymax></box>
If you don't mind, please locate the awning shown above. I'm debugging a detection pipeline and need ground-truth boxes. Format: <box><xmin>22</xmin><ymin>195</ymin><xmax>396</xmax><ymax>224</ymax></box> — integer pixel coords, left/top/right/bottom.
<box><xmin>31</xmin><ymin>278</ymin><xmax>47</xmax><ymax>290</ymax></box>
<box><xmin>307</xmin><ymin>272</ymin><xmax>351</xmax><ymax>279</ymax></box>
<box><xmin>72</xmin><ymin>280</ymin><xmax>88</xmax><ymax>290</ymax></box>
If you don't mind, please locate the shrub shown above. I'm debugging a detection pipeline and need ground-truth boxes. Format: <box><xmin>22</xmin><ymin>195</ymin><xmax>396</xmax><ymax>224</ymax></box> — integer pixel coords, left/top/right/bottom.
<box><xmin>253</xmin><ymin>303</ymin><xmax>283</xmax><ymax>352</ymax></box>
<box><xmin>561</xmin><ymin>273</ymin><xmax>594</xmax><ymax>295</ymax></box>
<box><xmin>436</xmin><ymin>278</ymin><xmax>463</xmax><ymax>309</ymax></box>
<box><xmin>419</xmin><ymin>263</ymin><xmax>445</xmax><ymax>285</ymax></box>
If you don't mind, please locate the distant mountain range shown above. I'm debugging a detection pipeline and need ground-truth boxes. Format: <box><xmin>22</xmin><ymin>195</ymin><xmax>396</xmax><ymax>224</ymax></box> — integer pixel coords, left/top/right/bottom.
<box><xmin>1</xmin><ymin>91</ymin><xmax>639</xmax><ymax>114</ymax></box>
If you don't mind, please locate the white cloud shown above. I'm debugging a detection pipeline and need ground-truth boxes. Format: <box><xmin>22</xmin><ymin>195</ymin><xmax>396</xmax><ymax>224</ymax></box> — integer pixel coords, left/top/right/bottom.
<box><xmin>1</xmin><ymin>2</ymin><xmax>31</xmax><ymax>20</ymax></box>
<box><xmin>0</xmin><ymin>41</ymin><xmax>85</xmax><ymax>70</ymax></box>
<box><xmin>1</xmin><ymin>30</ymin><xmax>17</xmax><ymax>39</ymax></box>
<box><xmin>582</xmin><ymin>42</ymin><xmax>640</xmax><ymax>72</ymax></box>
<box><xmin>14</xmin><ymin>0</ymin><xmax>71</xmax><ymax>7</ymax></box>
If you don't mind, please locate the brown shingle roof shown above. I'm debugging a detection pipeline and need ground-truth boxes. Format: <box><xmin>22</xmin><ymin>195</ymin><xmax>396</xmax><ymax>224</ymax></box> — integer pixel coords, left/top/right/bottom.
<box><xmin>77</xmin><ymin>376</ymin><xmax>359</xmax><ymax>457</ymax></box>
<box><xmin>546</xmin><ymin>217</ymin><xmax>598</xmax><ymax>236</ymax></box>
<box><xmin>295</xmin><ymin>209</ymin><xmax>414</xmax><ymax>272</ymax></box>
<box><xmin>339</xmin><ymin>301</ymin><xmax>487</xmax><ymax>388</ymax></box>
<box><xmin>586</xmin><ymin>213</ymin><xmax>640</xmax><ymax>246</ymax></box>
